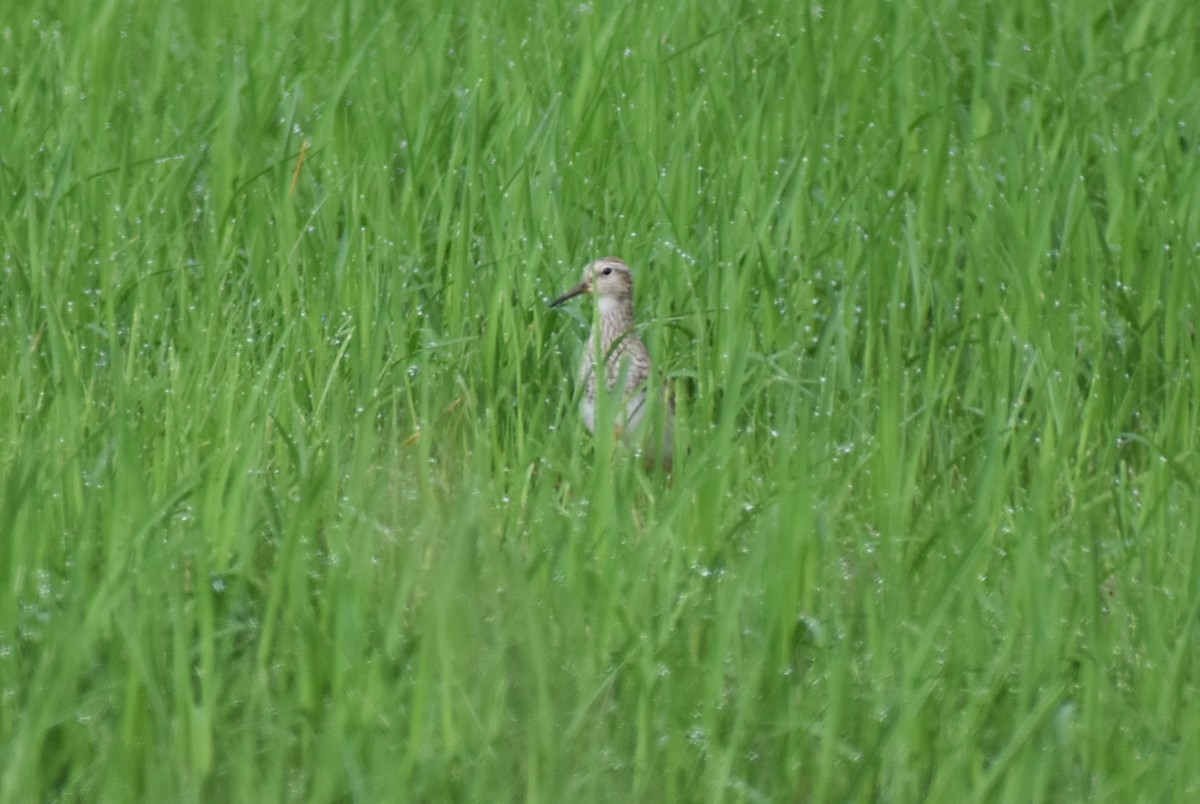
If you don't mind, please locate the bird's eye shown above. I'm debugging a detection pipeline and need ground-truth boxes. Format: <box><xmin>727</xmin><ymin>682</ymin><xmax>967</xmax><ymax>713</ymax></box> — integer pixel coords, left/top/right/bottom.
<box><xmin>601</xmin><ymin>267</ymin><xmax>613</xmax><ymax>276</ymax></box>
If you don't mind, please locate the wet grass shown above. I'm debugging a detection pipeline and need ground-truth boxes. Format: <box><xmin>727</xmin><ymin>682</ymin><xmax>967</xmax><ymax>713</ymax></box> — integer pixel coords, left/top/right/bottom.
<box><xmin>3</xmin><ymin>0</ymin><xmax>1200</xmax><ymax>800</ymax></box>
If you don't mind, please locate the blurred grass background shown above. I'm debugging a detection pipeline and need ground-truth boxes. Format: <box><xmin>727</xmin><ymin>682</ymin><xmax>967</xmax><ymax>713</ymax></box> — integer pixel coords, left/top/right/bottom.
<box><xmin>2</xmin><ymin>0</ymin><xmax>1199</xmax><ymax>800</ymax></box>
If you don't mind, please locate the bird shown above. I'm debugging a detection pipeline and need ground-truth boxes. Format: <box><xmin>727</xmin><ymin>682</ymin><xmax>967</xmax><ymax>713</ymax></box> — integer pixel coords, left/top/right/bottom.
<box><xmin>549</xmin><ymin>257</ymin><xmax>674</xmax><ymax>470</ymax></box>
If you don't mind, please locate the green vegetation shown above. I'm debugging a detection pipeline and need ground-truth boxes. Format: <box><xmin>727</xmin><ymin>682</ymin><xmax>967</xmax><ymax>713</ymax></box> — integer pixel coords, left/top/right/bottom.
<box><xmin>3</xmin><ymin>0</ymin><xmax>1198</xmax><ymax>800</ymax></box>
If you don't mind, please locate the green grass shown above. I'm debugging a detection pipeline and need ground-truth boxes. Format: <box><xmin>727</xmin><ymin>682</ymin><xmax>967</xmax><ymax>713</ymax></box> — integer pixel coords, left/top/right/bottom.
<box><xmin>3</xmin><ymin>0</ymin><xmax>1199</xmax><ymax>800</ymax></box>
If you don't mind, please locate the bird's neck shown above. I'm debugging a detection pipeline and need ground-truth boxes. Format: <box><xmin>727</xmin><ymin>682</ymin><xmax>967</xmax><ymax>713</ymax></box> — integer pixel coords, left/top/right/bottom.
<box><xmin>597</xmin><ymin>295</ymin><xmax>622</xmax><ymax>319</ymax></box>
<box><xmin>596</xmin><ymin>296</ymin><xmax>634</xmax><ymax>346</ymax></box>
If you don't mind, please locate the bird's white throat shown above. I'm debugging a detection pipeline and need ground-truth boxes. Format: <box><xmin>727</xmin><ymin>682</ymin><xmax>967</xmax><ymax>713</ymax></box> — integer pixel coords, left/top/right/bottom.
<box><xmin>597</xmin><ymin>295</ymin><xmax>621</xmax><ymax>318</ymax></box>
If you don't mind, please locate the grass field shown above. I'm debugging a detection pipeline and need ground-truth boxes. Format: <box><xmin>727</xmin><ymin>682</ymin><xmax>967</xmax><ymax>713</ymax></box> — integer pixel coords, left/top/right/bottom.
<box><xmin>3</xmin><ymin>0</ymin><xmax>1200</xmax><ymax>800</ymax></box>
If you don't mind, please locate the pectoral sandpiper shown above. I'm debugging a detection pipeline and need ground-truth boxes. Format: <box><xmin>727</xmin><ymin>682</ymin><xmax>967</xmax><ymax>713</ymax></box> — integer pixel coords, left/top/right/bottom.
<box><xmin>550</xmin><ymin>257</ymin><xmax>674</xmax><ymax>469</ymax></box>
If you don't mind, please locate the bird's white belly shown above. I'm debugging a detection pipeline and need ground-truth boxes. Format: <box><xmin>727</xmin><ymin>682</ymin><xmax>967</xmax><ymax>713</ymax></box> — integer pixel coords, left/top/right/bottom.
<box><xmin>581</xmin><ymin>390</ymin><xmax>648</xmax><ymax>441</ymax></box>
<box><xmin>581</xmin><ymin>396</ymin><xmax>596</xmax><ymax>434</ymax></box>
